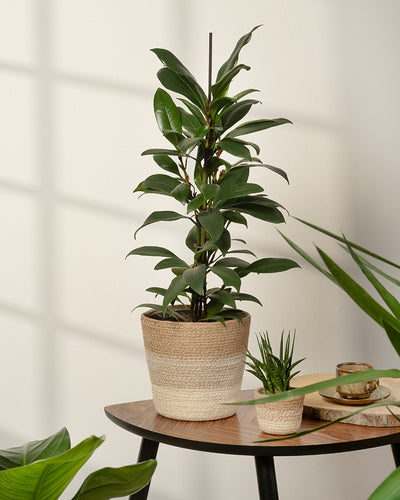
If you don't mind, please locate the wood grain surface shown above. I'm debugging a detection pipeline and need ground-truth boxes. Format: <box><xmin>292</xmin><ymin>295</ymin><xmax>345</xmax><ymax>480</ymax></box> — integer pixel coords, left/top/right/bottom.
<box><xmin>292</xmin><ymin>374</ymin><xmax>400</xmax><ymax>427</ymax></box>
<box><xmin>105</xmin><ymin>389</ymin><xmax>400</xmax><ymax>457</ymax></box>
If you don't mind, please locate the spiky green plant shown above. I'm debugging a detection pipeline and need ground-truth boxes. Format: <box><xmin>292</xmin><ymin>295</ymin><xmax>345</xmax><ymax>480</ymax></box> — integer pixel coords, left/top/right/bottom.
<box><xmin>246</xmin><ymin>331</ymin><xmax>305</xmax><ymax>394</ymax></box>
<box><xmin>127</xmin><ymin>26</ymin><xmax>299</xmax><ymax>322</ymax></box>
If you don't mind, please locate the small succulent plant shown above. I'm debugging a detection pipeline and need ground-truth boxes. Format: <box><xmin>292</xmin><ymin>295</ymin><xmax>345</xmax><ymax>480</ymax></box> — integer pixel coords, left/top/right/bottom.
<box><xmin>246</xmin><ymin>330</ymin><xmax>305</xmax><ymax>394</ymax></box>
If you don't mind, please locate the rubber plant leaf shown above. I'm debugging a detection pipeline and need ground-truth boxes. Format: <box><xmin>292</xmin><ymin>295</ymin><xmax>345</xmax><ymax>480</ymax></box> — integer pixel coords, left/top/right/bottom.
<box><xmin>153</xmin><ymin>88</ymin><xmax>182</xmax><ymax>139</ymax></box>
<box><xmin>221</xmin><ymin>99</ymin><xmax>259</xmax><ymax>131</ymax></box>
<box><xmin>0</xmin><ymin>435</ymin><xmax>104</xmax><ymax>500</ymax></box>
<box><xmin>0</xmin><ymin>428</ymin><xmax>70</xmax><ymax>471</ymax></box>
<box><xmin>162</xmin><ymin>274</ymin><xmax>187</xmax><ymax>314</ymax></box>
<box><xmin>211</xmin><ymin>266</ymin><xmax>241</xmax><ymax>292</ymax></box>
<box><xmin>226</xmin><ymin>118</ymin><xmax>292</xmax><ymax>138</ymax></box>
<box><xmin>71</xmin><ymin>460</ymin><xmax>157</xmax><ymax>500</ymax></box>
<box><xmin>197</xmin><ymin>210</ymin><xmax>225</xmax><ymax>242</ymax></box>
<box><xmin>183</xmin><ymin>264</ymin><xmax>206</xmax><ymax>295</ymax></box>
<box><xmin>134</xmin><ymin>211</ymin><xmax>189</xmax><ymax>238</ymax></box>
<box><xmin>156</xmin><ymin>67</ymin><xmax>206</xmax><ymax>111</ymax></box>
<box><xmin>211</xmin><ymin>64</ymin><xmax>250</xmax><ymax>100</ymax></box>
<box><xmin>238</xmin><ymin>258</ymin><xmax>300</xmax><ymax>277</ymax></box>
<box><xmin>126</xmin><ymin>246</ymin><xmax>178</xmax><ymax>259</ymax></box>
<box><xmin>216</xmin><ymin>25</ymin><xmax>262</xmax><ymax>82</ymax></box>
<box><xmin>218</xmin><ymin>138</ymin><xmax>252</xmax><ymax>161</ymax></box>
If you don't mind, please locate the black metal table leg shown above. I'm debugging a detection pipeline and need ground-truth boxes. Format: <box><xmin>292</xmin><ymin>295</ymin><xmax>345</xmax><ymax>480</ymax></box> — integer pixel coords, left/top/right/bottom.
<box><xmin>254</xmin><ymin>455</ymin><xmax>279</xmax><ymax>500</ymax></box>
<box><xmin>391</xmin><ymin>443</ymin><xmax>400</xmax><ymax>468</ymax></box>
<box><xmin>129</xmin><ymin>438</ymin><xmax>160</xmax><ymax>500</ymax></box>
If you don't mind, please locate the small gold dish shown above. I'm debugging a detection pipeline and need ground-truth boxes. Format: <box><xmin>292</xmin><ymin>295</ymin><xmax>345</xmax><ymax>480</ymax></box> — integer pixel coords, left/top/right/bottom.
<box><xmin>319</xmin><ymin>386</ymin><xmax>391</xmax><ymax>406</ymax></box>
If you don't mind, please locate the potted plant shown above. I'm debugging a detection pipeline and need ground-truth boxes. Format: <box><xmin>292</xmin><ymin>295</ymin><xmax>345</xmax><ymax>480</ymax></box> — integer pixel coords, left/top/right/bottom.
<box><xmin>246</xmin><ymin>330</ymin><xmax>305</xmax><ymax>434</ymax></box>
<box><xmin>127</xmin><ymin>26</ymin><xmax>300</xmax><ymax>421</ymax></box>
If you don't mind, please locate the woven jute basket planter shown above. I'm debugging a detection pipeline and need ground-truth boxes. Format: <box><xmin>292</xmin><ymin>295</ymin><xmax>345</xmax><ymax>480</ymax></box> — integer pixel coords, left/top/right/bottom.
<box><xmin>141</xmin><ymin>309</ymin><xmax>251</xmax><ymax>421</ymax></box>
<box><xmin>254</xmin><ymin>387</ymin><xmax>304</xmax><ymax>435</ymax></box>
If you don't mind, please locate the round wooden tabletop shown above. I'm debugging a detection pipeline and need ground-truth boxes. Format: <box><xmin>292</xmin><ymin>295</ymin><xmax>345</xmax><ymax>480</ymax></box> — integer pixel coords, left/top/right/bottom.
<box><xmin>105</xmin><ymin>390</ymin><xmax>400</xmax><ymax>457</ymax></box>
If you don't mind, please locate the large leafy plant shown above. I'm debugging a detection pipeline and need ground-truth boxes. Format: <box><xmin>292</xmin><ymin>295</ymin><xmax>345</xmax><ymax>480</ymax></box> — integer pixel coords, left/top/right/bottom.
<box><xmin>127</xmin><ymin>26</ymin><xmax>299</xmax><ymax>322</ymax></box>
<box><xmin>238</xmin><ymin>219</ymin><xmax>400</xmax><ymax>499</ymax></box>
<box><xmin>0</xmin><ymin>428</ymin><xmax>156</xmax><ymax>499</ymax></box>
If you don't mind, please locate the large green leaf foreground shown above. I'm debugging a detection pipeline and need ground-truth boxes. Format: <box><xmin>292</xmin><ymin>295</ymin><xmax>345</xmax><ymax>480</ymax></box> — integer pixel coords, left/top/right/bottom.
<box><xmin>0</xmin><ymin>428</ymin><xmax>156</xmax><ymax>500</ymax></box>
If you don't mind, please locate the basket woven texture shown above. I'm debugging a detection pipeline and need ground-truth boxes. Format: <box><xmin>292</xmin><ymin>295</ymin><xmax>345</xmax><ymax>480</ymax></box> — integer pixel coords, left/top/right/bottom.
<box><xmin>141</xmin><ymin>310</ymin><xmax>251</xmax><ymax>421</ymax></box>
<box><xmin>255</xmin><ymin>387</ymin><xmax>305</xmax><ymax>435</ymax></box>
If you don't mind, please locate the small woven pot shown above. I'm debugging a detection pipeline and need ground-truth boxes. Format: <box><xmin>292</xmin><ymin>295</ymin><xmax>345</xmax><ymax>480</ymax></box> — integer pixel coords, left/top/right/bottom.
<box><xmin>141</xmin><ymin>309</ymin><xmax>251</xmax><ymax>421</ymax></box>
<box><xmin>254</xmin><ymin>387</ymin><xmax>304</xmax><ymax>435</ymax></box>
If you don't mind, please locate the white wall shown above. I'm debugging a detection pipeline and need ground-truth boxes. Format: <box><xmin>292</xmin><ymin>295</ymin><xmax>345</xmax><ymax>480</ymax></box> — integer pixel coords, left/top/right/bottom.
<box><xmin>1</xmin><ymin>1</ymin><xmax>399</xmax><ymax>499</ymax></box>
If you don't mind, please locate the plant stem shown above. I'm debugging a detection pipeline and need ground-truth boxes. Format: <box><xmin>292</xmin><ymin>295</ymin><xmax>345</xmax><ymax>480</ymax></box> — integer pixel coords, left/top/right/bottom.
<box><xmin>208</xmin><ymin>32</ymin><xmax>213</xmax><ymax>104</ymax></box>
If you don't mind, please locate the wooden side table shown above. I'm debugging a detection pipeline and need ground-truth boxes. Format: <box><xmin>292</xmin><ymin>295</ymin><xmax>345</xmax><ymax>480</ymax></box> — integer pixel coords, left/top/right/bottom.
<box><xmin>105</xmin><ymin>390</ymin><xmax>400</xmax><ymax>500</ymax></box>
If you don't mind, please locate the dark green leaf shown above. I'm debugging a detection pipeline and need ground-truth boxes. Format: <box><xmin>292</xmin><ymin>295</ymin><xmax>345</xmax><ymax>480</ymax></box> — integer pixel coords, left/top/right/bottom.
<box><xmin>134</xmin><ymin>174</ymin><xmax>180</xmax><ymax>195</ymax></box>
<box><xmin>223</xmin><ymin>211</ymin><xmax>248</xmax><ymax>226</ymax></box>
<box><xmin>171</xmin><ymin>182</ymin><xmax>190</xmax><ymax>203</ymax></box>
<box><xmin>153</xmin><ymin>155</ymin><xmax>180</xmax><ymax>176</ymax></box>
<box><xmin>208</xmin><ymin>289</ymin><xmax>237</xmax><ymax>309</ymax></box>
<box><xmin>200</xmin><ymin>183</ymin><xmax>220</xmax><ymax>200</ymax></box>
<box><xmin>154</xmin><ymin>88</ymin><xmax>182</xmax><ymax>142</ymax></box>
<box><xmin>197</xmin><ymin>210</ymin><xmax>225</xmax><ymax>242</ymax></box>
<box><xmin>218</xmin><ymin>138</ymin><xmax>252</xmax><ymax>161</ymax></box>
<box><xmin>215</xmin><ymin>228</ymin><xmax>231</xmax><ymax>256</ymax></box>
<box><xmin>146</xmin><ymin>287</ymin><xmax>167</xmax><ymax>296</ymax></box>
<box><xmin>214</xmin><ymin>257</ymin><xmax>250</xmax><ymax>268</ymax></box>
<box><xmin>185</xmin><ymin>225</ymin><xmax>197</xmax><ymax>252</ymax></box>
<box><xmin>233</xmin><ymin>88</ymin><xmax>260</xmax><ymax>100</ymax></box>
<box><xmin>212</xmin><ymin>64</ymin><xmax>251</xmax><ymax>100</ymax></box>
<box><xmin>226</xmin><ymin>118</ymin><xmax>292</xmax><ymax>138</ymax></box>
<box><xmin>178</xmin><ymin>107</ymin><xmax>205</xmax><ymax>136</ymax></box>
<box><xmin>178</xmin><ymin>136</ymin><xmax>203</xmax><ymax>153</ymax></box>
<box><xmin>154</xmin><ymin>257</ymin><xmax>189</xmax><ymax>270</ymax></box>
<box><xmin>134</xmin><ymin>211</ymin><xmax>188</xmax><ymax>238</ymax></box>
<box><xmin>233</xmin><ymin>163</ymin><xmax>289</xmax><ymax>183</ymax></box>
<box><xmin>187</xmin><ymin>194</ymin><xmax>205</xmax><ymax>213</ymax></box>
<box><xmin>238</xmin><ymin>258</ymin><xmax>300</xmax><ymax>277</ymax></box>
<box><xmin>216</xmin><ymin>25</ymin><xmax>262</xmax><ymax>81</ymax></box>
<box><xmin>223</xmin><ymin>197</ymin><xmax>285</xmax><ymax>223</ymax></box>
<box><xmin>141</xmin><ymin>148</ymin><xmax>190</xmax><ymax>158</ymax></box>
<box><xmin>178</xmin><ymin>98</ymin><xmax>206</xmax><ymax>124</ymax></box>
<box><xmin>162</xmin><ymin>275</ymin><xmax>187</xmax><ymax>313</ymax></box>
<box><xmin>194</xmin><ymin>240</ymin><xmax>217</xmax><ymax>258</ymax></box>
<box><xmin>231</xmin><ymin>292</ymin><xmax>262</xmax><ymax>306</ymax></box>
<box><xmin>157</xmin><ymin>68</ymin><xmax>206</xmax><ymax>110</ymax></box>
<box><xmin>132</xmin><ymin>303</ymin><xmax>184</xmax><ymax>319</ymax></box>
<box><xmin>214</xmin><ymin>182</ymin><xmax>263</xmax><ymax>206</ymax></box>
<box><xmin>228</xmin><ymin>249</ymin><xmax>257</xmax><ymax>257</ymax></box>
<box><xmin>126</xmin><ymin>246</ymin><xmax>177</xmax><ymax>259</ymax></box>
<box><xmin>151</xmin><ymin>48</ymin><xmax>196</xmax><ymax>79</ymax></box>
<box><xmin>72</xmin><ymin>460</ymin><xmax>157</xmax><ymax>500</ymax></box>
<box><xmin>0</xmin><ymin>428</ymin><xmax>70</xmax><ymax>471</ymax></box>
<box><xmin>221</xmin><ymin>99</ymin><xmax>259</xmax><ymax>131</ymax></box>
<box><xmin>209</xmin><ymin>97</ymin><xmax>235</xmax><ymax>118</ymax></box>
<box><xmin>211</xmin><ymin>266</ymin><xmax>241</xmax><ymax>291</ymax></box>
<box><xmin>183</xmin><ymin>264</ymin><xmax>206</xmax><ymax>295</ymax></box>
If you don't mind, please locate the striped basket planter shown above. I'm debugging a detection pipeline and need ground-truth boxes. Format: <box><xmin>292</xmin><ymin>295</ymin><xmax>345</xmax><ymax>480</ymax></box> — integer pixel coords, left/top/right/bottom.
<box><xmin>254</xmin><ymin>387</ymin><xmax>304</xmax><ymax>435</ymax></box>
<box><xmin>141</xmin><ymin>309</ymin><xmax>251</xmax><ymax>421</ymax></box>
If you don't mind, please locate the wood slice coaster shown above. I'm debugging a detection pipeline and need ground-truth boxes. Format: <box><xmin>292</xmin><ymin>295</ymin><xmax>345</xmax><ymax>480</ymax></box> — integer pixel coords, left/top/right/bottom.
<box><xmin>292</xmin><ymin>373</ymin><xmax>400</xmax><ymax>427</ymax></box>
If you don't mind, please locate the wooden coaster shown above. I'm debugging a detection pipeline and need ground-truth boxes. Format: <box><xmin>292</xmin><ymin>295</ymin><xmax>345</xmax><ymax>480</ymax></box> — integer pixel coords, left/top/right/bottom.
<box><xmin>292</xmin><ymin>373</ymin><xmax>400</xmax><ymax>427</ymax></box>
